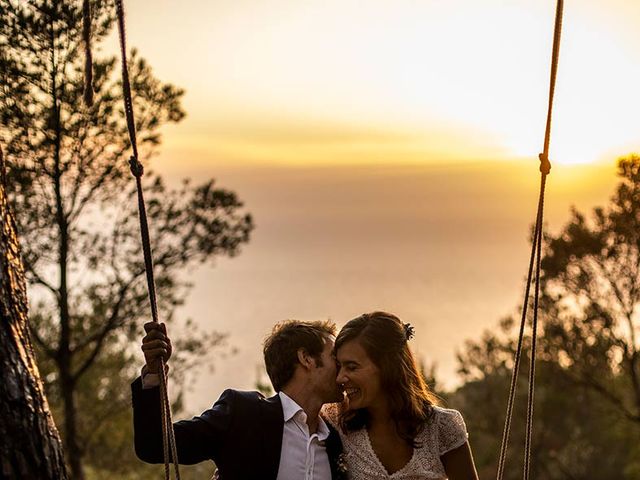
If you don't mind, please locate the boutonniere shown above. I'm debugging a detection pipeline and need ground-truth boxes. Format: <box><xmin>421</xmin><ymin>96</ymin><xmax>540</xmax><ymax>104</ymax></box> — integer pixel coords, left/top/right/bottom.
<box><xmin>336</xmin><ymin>453</ymin><xmax>349</xmax><ymax>475</ymax></box>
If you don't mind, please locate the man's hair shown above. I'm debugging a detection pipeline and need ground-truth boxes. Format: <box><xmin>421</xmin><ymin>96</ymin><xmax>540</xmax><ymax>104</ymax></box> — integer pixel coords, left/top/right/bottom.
<box><xmin>263</xmin><ymin>320</ymin><xmax>336</xmax><ymax>391</ymax></box>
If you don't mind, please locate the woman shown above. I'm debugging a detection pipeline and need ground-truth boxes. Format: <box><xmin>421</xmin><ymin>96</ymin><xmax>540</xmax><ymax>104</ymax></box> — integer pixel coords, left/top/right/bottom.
<box><xmin>324</xmin><ymin>312</ymin><xmax>479</xmax><ymax>479</ymax></box>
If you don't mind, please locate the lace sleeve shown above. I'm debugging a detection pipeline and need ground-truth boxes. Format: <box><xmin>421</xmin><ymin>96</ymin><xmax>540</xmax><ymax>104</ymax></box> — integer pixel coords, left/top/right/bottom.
<box><xmin>321</xmin><ymin>402</ymin><xmax>341</xmax><ymax>429</ymax></box>
<box><xmin>437</xmin><ymin>408</ymin><xmax>469</xmax><ymax>455</ymax></box>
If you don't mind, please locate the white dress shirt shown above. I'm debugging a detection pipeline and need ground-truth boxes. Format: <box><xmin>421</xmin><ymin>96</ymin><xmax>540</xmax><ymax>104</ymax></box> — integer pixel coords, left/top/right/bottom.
<box><xmin>277</xmin><ymin>391</ymin><xmax>332</xmax><ymax>480</ymax></box>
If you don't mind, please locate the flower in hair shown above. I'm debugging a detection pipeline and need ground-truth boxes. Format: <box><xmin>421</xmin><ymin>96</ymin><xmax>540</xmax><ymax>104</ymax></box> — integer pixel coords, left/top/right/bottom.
<box><xmin>403</xmin><ymin>322</ymin><xmax>415</xmax><ymax>341</ymax></box>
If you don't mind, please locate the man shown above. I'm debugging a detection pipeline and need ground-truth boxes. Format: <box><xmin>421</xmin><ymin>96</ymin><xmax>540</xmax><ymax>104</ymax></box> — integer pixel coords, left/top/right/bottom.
<box><xmin>131</xmin><ymin>320</ymin><xmax>345</xmax><ymax>479</ymax></box>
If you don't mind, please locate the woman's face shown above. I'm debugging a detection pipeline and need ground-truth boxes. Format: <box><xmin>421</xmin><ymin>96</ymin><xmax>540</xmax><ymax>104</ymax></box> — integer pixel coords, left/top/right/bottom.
<box><xmin>336</xmin><ymin>338</ymin><xmax>383</xmax><ymax>411</ymax></box>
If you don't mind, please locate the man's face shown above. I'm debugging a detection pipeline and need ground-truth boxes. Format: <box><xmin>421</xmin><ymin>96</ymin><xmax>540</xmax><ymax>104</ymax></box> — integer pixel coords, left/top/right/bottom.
<box><xmin>313</xmin><ymin>336</ymin><xmax>343</xmax><ymax>403</ymax></box>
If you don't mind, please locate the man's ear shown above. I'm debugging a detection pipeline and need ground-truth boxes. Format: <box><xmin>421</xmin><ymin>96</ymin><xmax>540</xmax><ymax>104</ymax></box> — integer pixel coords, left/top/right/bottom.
<box><xmin>297</xmin><ymin>348</ymin><xmax>315</xmax><ymax>369</ymax></box>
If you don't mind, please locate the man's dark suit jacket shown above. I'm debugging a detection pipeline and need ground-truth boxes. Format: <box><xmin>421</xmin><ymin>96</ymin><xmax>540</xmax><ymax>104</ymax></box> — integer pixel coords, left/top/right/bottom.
<box><xmin>131</xmin><ymin>377</ymin><xmax>344</xmax><ymax>480</ymax></box>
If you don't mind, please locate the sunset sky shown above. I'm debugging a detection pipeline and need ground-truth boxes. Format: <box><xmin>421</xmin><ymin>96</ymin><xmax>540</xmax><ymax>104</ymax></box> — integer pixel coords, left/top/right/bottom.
<box><xmin>109</xmin><ymin>1</ymin><xmax>640</xmax><ymax>411</ymax></box>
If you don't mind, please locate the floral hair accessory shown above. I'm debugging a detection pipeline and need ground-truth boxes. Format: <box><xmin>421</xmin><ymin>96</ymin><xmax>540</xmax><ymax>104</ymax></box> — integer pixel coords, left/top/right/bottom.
<box><xmin>403</xmin><ymin>322</ymin><xmax>415</xmax><ymax>341</ymax></box>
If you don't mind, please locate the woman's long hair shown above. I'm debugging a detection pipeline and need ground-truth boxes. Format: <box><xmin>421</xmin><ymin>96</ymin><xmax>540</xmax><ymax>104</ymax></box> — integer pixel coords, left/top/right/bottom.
<box><xmin>336</xmin><ymin>311</ymin><xmax>439</xmax><ymax>447</ymax></box>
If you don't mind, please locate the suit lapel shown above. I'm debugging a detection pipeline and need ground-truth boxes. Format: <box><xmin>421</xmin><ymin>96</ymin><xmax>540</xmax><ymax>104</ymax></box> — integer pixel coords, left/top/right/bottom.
<box><xmin>325</xmin><ymin>424</ymin><xmax>346</xmax><ymax>480</ymax></box>
<box><xmin>261</xmin><ymin>393</ymin><xmax>284</xmax><ymax>479</ymax></box>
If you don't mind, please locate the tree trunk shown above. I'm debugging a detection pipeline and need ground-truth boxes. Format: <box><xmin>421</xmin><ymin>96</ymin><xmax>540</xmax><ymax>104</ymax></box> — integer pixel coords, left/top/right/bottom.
<box><xmin>52</xmin><ymin>75</ymin><xmax>84</xmax><ymax>480</ymax></box>
<box><xmin>60</xmin><ymin>369</ymin><xmax>83</xmax><ymax>479</ymax></box>
<box><xmin>0</xmin><ymin>147</ymin><xmax>69</xmax><ymax>478</ymax></box>
<box><xmin>49</xmin><ymin>11</ymin><xmax>85</xmax><ymax>475</ymax></box>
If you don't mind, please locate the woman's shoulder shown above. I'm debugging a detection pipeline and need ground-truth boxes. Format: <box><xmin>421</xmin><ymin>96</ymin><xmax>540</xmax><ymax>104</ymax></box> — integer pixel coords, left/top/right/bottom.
<box><xmin>428</xmin><ymin>406</ymin><xmax>469</xmax><ymax>455</ymax></box>
<box><xmin>431</xmin><ymin>405</ymin><xmax>466</xmax><ymax>423</ymax></box>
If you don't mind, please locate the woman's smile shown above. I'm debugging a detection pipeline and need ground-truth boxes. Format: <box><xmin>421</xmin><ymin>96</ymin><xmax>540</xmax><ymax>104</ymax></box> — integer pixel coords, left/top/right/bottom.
<box><xmin>336</xmin><ymin>339</ymin><xmax>382</xmax><ymax>410</ymax></box>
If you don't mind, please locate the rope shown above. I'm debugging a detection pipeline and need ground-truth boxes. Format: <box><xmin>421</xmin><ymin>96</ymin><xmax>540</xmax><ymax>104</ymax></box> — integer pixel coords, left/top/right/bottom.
<box><xmin>82</xmin><ymin>0</ymin><xmax>93</xmax><ymax>106</ymax></box>
<box><xmin>540</xmin><ymin>0</ymin><xmax>564</xmax><ymax>174</ymax></box>
<box><xmin>523</xmin><ymin>175</ymin><xmax>546</xmax><ymax>480</ymax></box>
<box><xmin>496</xmin><ymin>1</ymin><xmax>563</xmax><ymax>479</ymax></box>
<box><xmin>115</xmin><ymin>0</ymin><xmax>139</xmax><ymax>161</ymax></box>
<box><xmin>114</xmin><ymin>1</ymin><xmax>180</xmax><ymax>478</ymax></box>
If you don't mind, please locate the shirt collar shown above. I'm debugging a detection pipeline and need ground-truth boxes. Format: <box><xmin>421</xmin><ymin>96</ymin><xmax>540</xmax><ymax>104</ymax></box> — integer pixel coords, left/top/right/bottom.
<box><xmin>316</xmin><ymin>415</ymin><xmax>330</xmax><ymax>441</ymax></box>
<box><xmin>279</xmin><ymin>391</ymin><xmax>304</xmax><ymax>422</ymax></box>
<box><xmin>278</xmin><ymin>391</ymin><xmax>331</xmax><ymax>441</ymax></box>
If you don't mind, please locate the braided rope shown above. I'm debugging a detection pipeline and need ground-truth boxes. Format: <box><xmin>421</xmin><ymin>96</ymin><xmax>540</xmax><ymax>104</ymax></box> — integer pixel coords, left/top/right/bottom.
<box><xmin>162</xmin><ymin>365</ymin><xmax>182</xmax><ymax>477</ymax></box>
<box><xmin>495</xmin><ymin>191</ymin><xmax>543</xmax><ymax>480</ymax></box>
<box><xmin>523</xmin><ymin>174</ymin><xmax>547</xmax><ymax>480</ymax></box>
<box><xmin>114</xmin><ymin>1</ymin><xmax>179</xmax><ymax>478</ymax></box>
<box><xmin>496</xmin><ymin>1</ymin><xmax>563</xmax><ymax>479</ymax></box>
<box><xmin>115</xmin><ymin>0</ymin><xmax>139</xmax><ymax>161</ymax></box>
<box><xmin>82</xmin><ymin>0</ymin><xmax>93</xmax><ymax>106</ymax></box>
<box><xmin>159</xmin><ymin>368</ymin><xmax>173</xmax><ymax>480</ymax></box>
<box><xmin>541</xmin><ymin>0</ymin><xmax>564</xmax><ymax>174</ymax></box>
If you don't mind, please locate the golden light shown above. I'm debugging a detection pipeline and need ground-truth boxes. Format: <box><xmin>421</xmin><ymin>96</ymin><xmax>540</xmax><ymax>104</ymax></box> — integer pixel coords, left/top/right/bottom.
<box><xmin>125</xmin><ymin>1</ymin><xmax>640</xmax><ymax>168</ymax></box>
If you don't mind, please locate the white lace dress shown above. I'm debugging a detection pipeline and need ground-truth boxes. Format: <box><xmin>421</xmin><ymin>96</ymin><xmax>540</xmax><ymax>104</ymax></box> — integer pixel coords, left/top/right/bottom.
<box><xmin>322</xmin><ymin>404</ymin><xmax>468</xmax><ymax>479</ymax></box>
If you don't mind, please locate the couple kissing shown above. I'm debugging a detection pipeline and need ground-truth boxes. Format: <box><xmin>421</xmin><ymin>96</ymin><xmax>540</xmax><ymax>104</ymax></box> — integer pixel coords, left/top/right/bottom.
<box><xmin>132</xmin><ymin>311</ymin><xmax>479</xmax><ymax>479</ymax></box>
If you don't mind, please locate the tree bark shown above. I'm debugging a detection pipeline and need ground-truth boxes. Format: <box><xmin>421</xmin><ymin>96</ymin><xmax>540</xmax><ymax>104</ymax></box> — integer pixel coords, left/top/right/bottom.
<box><xmin>0</xmin><ymin>146</ymin><xmax>69</xmax><ymax>478</ymax></box>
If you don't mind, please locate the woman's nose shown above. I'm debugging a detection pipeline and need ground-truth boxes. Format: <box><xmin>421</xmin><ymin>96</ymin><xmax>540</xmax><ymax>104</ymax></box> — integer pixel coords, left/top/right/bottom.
<box><xmin>336</xmin><ymin>368</ymin><xmax>348</xmax><ymax>385</ymax></box>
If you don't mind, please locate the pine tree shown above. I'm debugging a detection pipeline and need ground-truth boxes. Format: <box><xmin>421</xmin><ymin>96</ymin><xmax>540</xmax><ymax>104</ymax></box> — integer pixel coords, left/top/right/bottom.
<box><xmin>0</xmin><ymin>2</ymin><xmax>253</xmax><ymax>477</ymax></box>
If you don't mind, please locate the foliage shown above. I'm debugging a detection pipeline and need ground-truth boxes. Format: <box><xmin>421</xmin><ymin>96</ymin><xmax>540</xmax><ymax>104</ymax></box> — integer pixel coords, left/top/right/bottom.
<box><xmin>454</xmin><ymin>317</ymin><xmax>640</xmax><ymax>479</ymax></box>
<box><xmin>451</xmin><ymin>156</ymin><xmax>640</xmax><ymax>479</ymax></box>
<box><xmin>540</xmin><ymin>155</ymin><xmax>640</xmax><ymax>425</ymax></box>
<box><xmin>0</xmin><ymin>1</ymin><xmax>253</xmax><ymax>477</ymax></box>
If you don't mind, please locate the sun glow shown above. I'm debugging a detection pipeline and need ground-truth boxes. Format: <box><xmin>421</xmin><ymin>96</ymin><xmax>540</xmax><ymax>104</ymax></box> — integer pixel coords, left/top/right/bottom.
<box><xmin>502</xmin><ymin>4</ymin><xmax>640</xmax><ymax>167</ymax></box>
<box><xmin>106</xmin><ymin>0</ymin><xmax>640</xmax><ymax>413</ymax></box>
<box><xmin>124</xmin><ymin>0</ymin><xmax>640</xmax><ymax>167</ymax></box>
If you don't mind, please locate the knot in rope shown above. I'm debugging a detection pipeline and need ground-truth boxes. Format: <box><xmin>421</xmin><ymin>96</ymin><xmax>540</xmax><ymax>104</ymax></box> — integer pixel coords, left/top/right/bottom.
<box><xmin>116</xmin><ymin>3</ymin><xmax>180</xmax><ymax>476</ymax></box>
<box><xmin>496</xmin><ymin>2</ymin><xmax>562</xmax><ymax>480</ymax></box>
<box><xmin>129</xmin><ymin>156</ymin><xmax>144</xmax><ymax>178</ymax></box>
<box><xmin>538</xmin><ymin>153</ymin><xmax>551</xmax><ymax>175</ymax></box>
